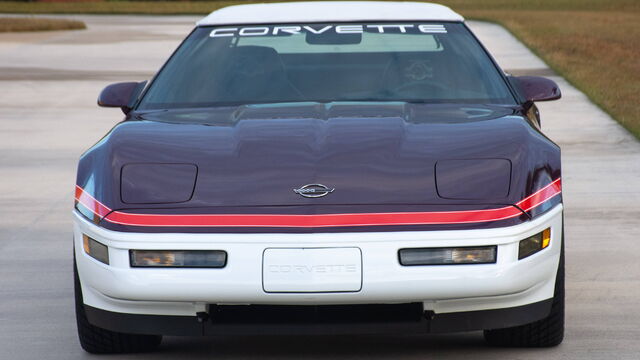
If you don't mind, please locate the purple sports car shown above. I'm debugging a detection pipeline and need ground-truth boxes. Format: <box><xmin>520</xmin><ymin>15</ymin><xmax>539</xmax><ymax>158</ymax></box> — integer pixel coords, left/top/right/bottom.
<box><xmin>73</xmin><ymin>1</ymin><xmax>564</xmax><ymax>353</ymax></box>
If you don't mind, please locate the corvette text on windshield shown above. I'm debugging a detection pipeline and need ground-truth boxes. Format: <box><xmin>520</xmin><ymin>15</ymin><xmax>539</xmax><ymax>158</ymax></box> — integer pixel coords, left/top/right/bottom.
<box><xmin>209</xmin><ymin>24</ymin><xmax>447</xmax><ymax>38</ymax></box>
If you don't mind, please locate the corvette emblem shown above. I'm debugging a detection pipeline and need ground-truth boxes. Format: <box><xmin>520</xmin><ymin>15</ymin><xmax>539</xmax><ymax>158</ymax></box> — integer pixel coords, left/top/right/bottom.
<box><xmin>293</xmin><ymin>184</ymin><xmax>335</xmax><ymax>198</ymax></box>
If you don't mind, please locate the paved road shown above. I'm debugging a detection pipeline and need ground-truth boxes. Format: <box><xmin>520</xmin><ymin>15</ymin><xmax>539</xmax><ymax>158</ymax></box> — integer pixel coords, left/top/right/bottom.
<box><xmin>1</xmin><ymin>15</ymin><xmax>639</xmax><ymax>360</ymax></box>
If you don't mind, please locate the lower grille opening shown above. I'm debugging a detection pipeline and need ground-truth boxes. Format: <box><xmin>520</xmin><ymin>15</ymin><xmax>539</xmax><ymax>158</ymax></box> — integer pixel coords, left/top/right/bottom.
<box><xmin>209</xmin><ymin>303</ymin><xmax>424</xmax><ymax>324</ymax></box>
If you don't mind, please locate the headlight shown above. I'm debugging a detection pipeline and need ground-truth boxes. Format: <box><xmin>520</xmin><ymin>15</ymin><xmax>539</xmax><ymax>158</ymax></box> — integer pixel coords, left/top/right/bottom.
<box><xmin>120</xmin><ymin>163</ymin><xmax>197</xmax><ymax>204</ymax></box>
<box><xmin>518</xmin><ymin>228</ymin><xmax>551</xmax><ymax>260</ymax></box>
<box><xmin>83</xmin><ymin>235</ymin><xmax>109</xmax><ymax>265</ymax></box>
<box><xmin>399</xmin><ymin>246</ymin><xmax>496</xmax><ymax>266</ymax></box>
<box><xmin>130</xmin><ymin>250</ymin><xmax>227</xmax><ymax>268</ymax></box>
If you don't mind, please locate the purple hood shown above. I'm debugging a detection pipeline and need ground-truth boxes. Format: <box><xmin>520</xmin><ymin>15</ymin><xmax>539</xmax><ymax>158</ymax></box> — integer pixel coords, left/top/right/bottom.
<box><xmin>76</xmin><ymin>102</ymin><xmax>560</xmax><ymax>231</ymax></box>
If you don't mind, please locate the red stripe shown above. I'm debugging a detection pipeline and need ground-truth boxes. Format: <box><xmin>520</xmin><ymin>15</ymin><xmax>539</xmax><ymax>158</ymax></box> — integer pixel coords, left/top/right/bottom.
<box><xmin>104</xmin><ymin>206</ymin><xmax>523</xmax><ymax>227</ymax></box>
<box><xmin>516</xmin><ymin>178</ymin><xmax>562</xmax><ymax>212</ymax></box>
<box><xmin>75</xmin><ymin>185</ymin><xmax>112</xmax><ymax>218</ymax></box>
<box><xmin>74</xmin><ymin>179</ymin><xmax>561</xmax><ymax>228</ymax></box>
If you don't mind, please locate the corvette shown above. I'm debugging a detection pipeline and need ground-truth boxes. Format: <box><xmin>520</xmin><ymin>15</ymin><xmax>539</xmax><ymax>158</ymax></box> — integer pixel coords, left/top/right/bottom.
<box><xmin>209</xmin><ymin>24</ymin><xmax>447</xmax><ymax>37</ymax></box>
<box><xmin>73</xmin><ymin>1</ymin><xmax>564</xmax><ymax>354</ymax></box>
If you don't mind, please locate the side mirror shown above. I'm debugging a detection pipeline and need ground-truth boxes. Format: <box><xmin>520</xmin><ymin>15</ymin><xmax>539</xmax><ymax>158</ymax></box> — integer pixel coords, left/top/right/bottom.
<box><xmin>511</xmin><ymin>76</ymin><xmax>561</xmax><ymax>103</ymax></box>
<box><xmin>97</xmin><ymin>81</ymin><xmax>147</xmax><ymax>114</ymax></box>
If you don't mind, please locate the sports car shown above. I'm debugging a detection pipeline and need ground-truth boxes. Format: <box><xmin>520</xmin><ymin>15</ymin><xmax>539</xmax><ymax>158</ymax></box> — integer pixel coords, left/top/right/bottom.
<box><xmin>73</xmin><ymin>1</ymin><xmax>564</xmax><ymax>353</ymax></box>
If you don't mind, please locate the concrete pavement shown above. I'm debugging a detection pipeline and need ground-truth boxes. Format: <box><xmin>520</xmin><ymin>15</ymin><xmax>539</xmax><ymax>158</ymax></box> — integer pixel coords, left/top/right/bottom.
<box><xmin>0</xmin><ymin>15</ymin><xmax>639</xmax><ymax>359</ymax></box>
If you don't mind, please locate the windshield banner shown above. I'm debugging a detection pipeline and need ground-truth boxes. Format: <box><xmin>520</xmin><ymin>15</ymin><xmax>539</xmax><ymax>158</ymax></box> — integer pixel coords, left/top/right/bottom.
<box><xmin>210</xmin><ymin>24</ymin><xmax>447</xmax><ymax>38</ymax></box>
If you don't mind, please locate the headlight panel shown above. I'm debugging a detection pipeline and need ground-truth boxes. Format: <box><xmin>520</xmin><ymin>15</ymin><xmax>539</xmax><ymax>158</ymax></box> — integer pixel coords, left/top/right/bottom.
<box><xmin>130</xmin><ymin>250</ymin><xmax>227</xmax><ymax>268</ymax></box>
<box><xmin>399</xmin><ymin>246</ymin><xmax>497</xmax><ymax>266</ymax></box>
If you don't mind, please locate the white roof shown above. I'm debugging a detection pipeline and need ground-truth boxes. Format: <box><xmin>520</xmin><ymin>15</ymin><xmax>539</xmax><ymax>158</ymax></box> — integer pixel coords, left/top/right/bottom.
<box><xmin>197</xmin><ymin>1</ymin><xmax>464</xmax><ymax>26</ymax></box>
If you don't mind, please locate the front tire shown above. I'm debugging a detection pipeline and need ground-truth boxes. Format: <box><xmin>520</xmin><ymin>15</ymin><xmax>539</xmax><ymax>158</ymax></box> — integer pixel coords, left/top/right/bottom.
<box><xmin>74</xmin><ymin>256</ymin><xmax>162</xmax><ymax>354</ymax></box>
<box><xmin>483</xmin><ymin>230</ymin><xmax>565</xmax><ymax>347</ymax></box>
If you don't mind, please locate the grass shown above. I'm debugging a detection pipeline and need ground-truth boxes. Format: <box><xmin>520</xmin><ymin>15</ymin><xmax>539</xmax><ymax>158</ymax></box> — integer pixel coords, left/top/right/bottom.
<box><xmin>0</xmin><ymin>0</ymin><xmax>638</xmax><ymax>137</ymax></box>
<box><xmin>463</xmin><ymin>8</ymin><xmax>640</xmax><ymax>139</ymax></box>
<box><xmin>0</xmin><ymin>17</ymin><xmax>86</xmax><ymax>32</ymax></box>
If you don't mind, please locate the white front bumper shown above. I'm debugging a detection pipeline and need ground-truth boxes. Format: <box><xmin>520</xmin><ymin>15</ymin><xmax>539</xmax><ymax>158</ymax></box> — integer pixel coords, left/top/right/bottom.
<box><xmin>74</xmin><ymin>204</ymin><xmax>562</xmax><ymax>317</ymax></box>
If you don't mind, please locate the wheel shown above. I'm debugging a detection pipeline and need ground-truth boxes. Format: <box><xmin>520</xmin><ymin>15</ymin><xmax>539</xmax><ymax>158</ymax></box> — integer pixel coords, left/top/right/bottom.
<box><xmin>483</xmin><ymin>228</ymin><xmax>565</xmax><ymax>347</ymax></box>
<box><xmin>74</xmin><ymin>256</ymin><xmax>162</xmax><ymax>354</ymax></box>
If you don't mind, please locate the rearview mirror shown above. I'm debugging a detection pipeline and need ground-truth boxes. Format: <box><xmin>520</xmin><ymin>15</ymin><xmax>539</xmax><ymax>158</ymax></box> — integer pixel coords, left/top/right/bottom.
<box><xmin>97</xmin><ymin>81</ymin><xmax>147</xmax><ymax>114</ymax></box>
<box><xmin>512</xmin><ymin>76</ymin><xmax>561</xmax><ymax>103</ymax></box>
<box><xmin>306</xmin><ymin>31</ymin><xmax>362</xmax><ymax>45</ymax></box>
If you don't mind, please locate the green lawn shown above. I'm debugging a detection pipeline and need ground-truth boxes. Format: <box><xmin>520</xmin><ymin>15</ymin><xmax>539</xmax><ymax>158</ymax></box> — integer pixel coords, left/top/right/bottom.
<box><xmin>1</xmin><ymin>0</ymin><xmax>638</xmax><ymax>138</ymax></box>
<box><xmin>0</xmin><ymin>17</ymin><xmax>85</xmax><ymax>32</ymax></box>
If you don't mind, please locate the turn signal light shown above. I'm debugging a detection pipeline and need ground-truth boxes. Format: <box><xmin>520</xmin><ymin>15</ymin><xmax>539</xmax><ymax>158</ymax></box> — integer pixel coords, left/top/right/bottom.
<box><xmin>399</xmin><ymin>246</ymin><xmax>497</xmax><ymax>266</ymax></box>
<box><xmin>130</xmin><ymin>250</ymin><xmax>227</xmax><ymax>268</ymax></box>
<box><xmin>82</xmin><ymin>234</ymin><xmax>109</xmax><ymax>265</ymax></box>
<box><xmin>518</xmin><ymin>228</ymin><xmax>551</xmax><ymax>260</ymax></box>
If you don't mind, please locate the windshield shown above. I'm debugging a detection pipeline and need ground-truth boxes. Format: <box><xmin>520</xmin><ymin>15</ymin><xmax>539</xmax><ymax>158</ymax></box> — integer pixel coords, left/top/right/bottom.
<box><xmin>138</xmin><ymin>23</ymin><xmax>516</xmax><ymax>110</ymax></box>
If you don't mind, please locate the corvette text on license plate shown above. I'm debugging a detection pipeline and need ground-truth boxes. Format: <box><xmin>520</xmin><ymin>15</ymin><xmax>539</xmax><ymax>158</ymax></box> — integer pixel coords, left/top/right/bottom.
<box><xmin>262</xmin><ymin>247</ymin><xmax>362</xmax><ymax>293</ymax></box>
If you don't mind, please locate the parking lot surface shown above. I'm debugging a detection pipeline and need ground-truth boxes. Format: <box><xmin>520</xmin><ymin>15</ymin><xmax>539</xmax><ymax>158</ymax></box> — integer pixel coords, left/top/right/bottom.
<box><xmin>0</xmin><ymin>15</ymin><xmax>639</xmax><ymax>359</ymax></box>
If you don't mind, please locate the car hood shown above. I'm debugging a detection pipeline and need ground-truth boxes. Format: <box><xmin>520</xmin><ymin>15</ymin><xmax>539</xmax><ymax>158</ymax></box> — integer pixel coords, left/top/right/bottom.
<box><xmin>77</xmin><ymin>102</ymin><xmax>560</xmax><ymax>211</ymax></box>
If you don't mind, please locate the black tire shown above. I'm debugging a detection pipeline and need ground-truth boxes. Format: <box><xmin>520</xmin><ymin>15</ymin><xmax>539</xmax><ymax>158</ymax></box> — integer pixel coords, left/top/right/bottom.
<box><xmin>74</xmin><ymin>257</ymin><xmax>162</xmax><ymax>354</ymax></box>
<box><xmin>483</xmin><ymin>229</ymin><xmax>565</xmax><ymax>347</ymax></box>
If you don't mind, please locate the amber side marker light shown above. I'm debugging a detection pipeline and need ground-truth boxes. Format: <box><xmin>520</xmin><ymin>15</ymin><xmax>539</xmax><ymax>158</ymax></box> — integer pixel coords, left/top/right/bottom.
<box><xmin>82</xmin><ymin>234</ymin><xmax>109</xmax><ymax>265</ymax></box>
<box><xmin>130</xmin><ymin>250</ymin><xmax>227</xmax><ymax>268</ymax></box>
<box><xmin>518</xmin><ymin>228</ymin><xmax>551</xmax><ymax>260</ymax></box>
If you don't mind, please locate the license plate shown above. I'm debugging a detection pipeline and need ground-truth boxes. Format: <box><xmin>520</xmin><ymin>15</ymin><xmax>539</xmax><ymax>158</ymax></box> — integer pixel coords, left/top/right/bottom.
<box><xmin>262</xmin><ymin>247</ymin><xmax>362</xmax><ymax>293</ymax></box>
